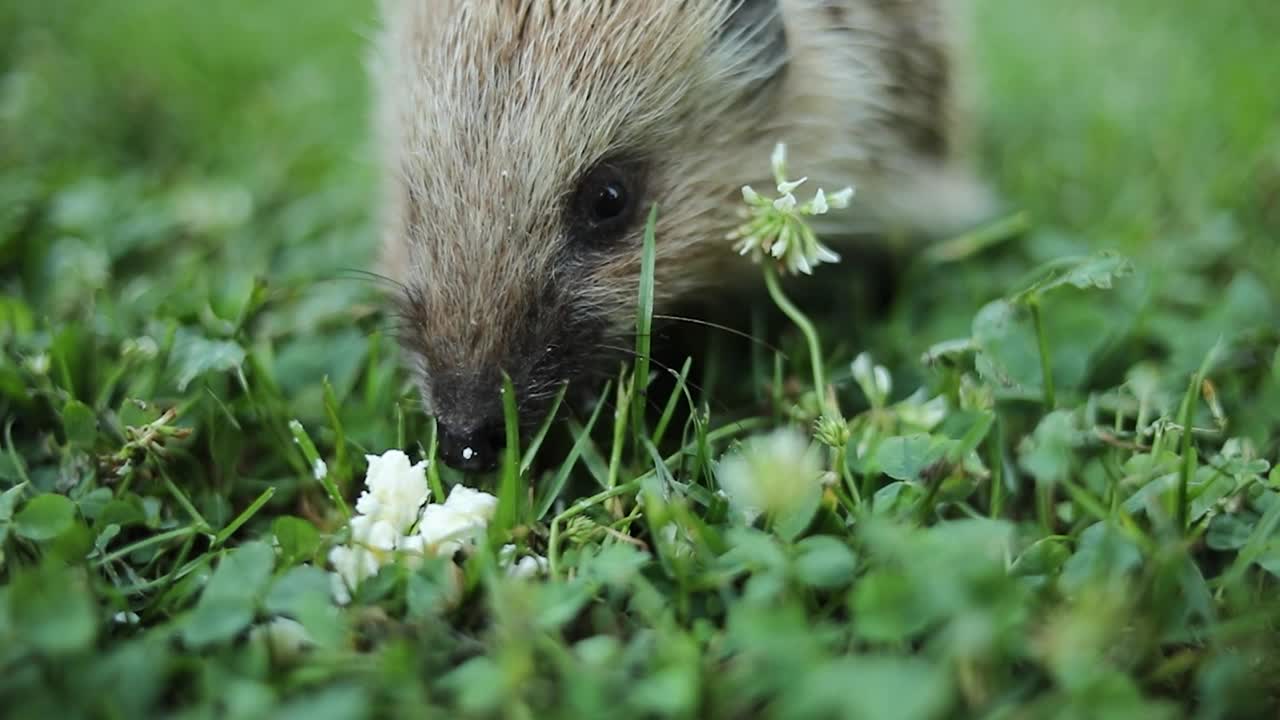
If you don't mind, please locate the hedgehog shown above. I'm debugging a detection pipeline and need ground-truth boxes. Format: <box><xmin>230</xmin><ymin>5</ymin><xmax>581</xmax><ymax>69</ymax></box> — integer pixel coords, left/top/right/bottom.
<box><xmin>372</xmin><ymin>0</ymin><xmax>995</xmax><ymax>472</ymax></box>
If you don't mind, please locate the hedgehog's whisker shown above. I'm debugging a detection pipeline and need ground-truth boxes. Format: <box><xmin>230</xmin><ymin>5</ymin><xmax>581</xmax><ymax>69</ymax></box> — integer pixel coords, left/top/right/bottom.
<box><xmin>597</xmin><ymin>343</ymin><xmax>740</xmax><ymax>419</ymax></box>
<box><xmin>649</xmin><ymin>314</ymin><xmax>787</xmax><ymax>358</ymax></box>
<box><xmin>333</xmin><ymin>267</ymin><xmax>409</xmax><ymax>292</ymax></box>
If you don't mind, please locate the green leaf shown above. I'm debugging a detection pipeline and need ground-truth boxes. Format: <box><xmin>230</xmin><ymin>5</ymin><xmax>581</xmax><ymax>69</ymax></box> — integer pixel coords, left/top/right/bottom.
<box><xmin>972</xmin><ymin>299</ymin><xmax>1041</xmax><ymax>391</ymax></box>
<box><xmin>406</xmin><ymin>561</ymin><xmax>458</xmax><ymax>619</ymax></box>
<box><xmin>265</xmin><ymin>565</ymin><xmax>332</xmax><ymax>617</ymax></box>
<box><xmin>772</xmin><ymin>481</ymin><xmax>823</xmax><ymax>543</ymax></box>
<box><xmin>99</xmin><ymin>498</ymin><xmax>147</xmax><ymax>528</ymax></box>
<box><xmin>1018</xmin><ymin>410</ymin><xmax>1079</xmax><ymax>485</ymax></box>
<box><xmin>793</xmin><ymin>535</ymin><xmax>858</xmax><ymax>589</ymax></box>
<box><xmin>183</xmin><ymin>540</ymin><xmax>275</xmax><ymax>647</ymax></box>
<box><xmin>273</xmin><ymin>516</ymin><xmax>321</xmax><ymax>564</ymax></box>
<box><xmin>786</xmin><ymin>656</ymin><xmax>951</xmax><ymax>720</ymax></box>
<box><xmin>62</xmin><ymin>400</ymin><xmax>98</xmax><ymax>448</ymax></box>
<box><xmin>1061</xmin><ymin>522</ymin><xmax>1143</xmax><ymax>591</ymax></box>
<box><xmin>118</xmin><ymin>399</ymin><xmax>161</xmax><ymax>429</ymax></box>
<box><xmin>0</xmin><ymin>482</ymin><xmax>26</xmax><ymax>521</ymax></box>
<box><xmin>273</xmin><ymin>684</ymin><xmax>369</xmax><ymax>720</ymax></box>
<box><xmin>1010</xmin><ymin>536</ymin><xmax>1072</xmax><ymax>576</ymax></box>
<box><xmin>206</xmin><ymin>540</ymin><xmax>276</xmax><ymax>603</ymax></box>
<box><xmin>1255</xmin><ymin>540</ymin><xmax>1280</xmax><ymax>578</ymax></box>
<box><xmin>851</xmin><ymin>570</ymin><xmax>931</xmax><ymax>642</ymax></box>
<box><xmin>1206</xmin><ymin>513</ymin><xmax>1253</xmax><ymax>551</ymax></box>
<box><xmin>14</xmin><ymin>493</ymin><xmax>77</xmax><ymax>541</ymax></box>
<box><xmin>168</xmin><ymin>328</ymin><xmax>246</xmax><ymax>391</ymax></box>
<box><xmin>1011</xmin><ymin>250</ymin><xmax>1134</xmax><ymax>303</ymax></box>
<box><xmin>9</xmin><ymin>562</ymin><xmax>97</xmax><ymax>655</ymax></box>
<box><xmin>76</xmin><ymin>486</ymin><xmax>113</xmax><ymax>521</ymax></box>
<box><xmin>874</xmin><ymin>434</ymin><xmax>951</xmax><ymax>482</ymax></box>
<box><xmin>50</xmin><ymin>521</ymin><xmax>94</xmax><ymax>561</ymax></box>
<box><xmin>871</xmin><ymin>481</ymin><xmax>924</xmax><ymax>518</ymax></box>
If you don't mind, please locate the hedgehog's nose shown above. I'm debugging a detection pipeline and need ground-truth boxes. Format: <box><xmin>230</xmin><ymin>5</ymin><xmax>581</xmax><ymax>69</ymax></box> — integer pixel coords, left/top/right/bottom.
<box><xmin>436</xmin><ymin>418</ymin><xmax>505</xmax><ymax>473</ymax></box>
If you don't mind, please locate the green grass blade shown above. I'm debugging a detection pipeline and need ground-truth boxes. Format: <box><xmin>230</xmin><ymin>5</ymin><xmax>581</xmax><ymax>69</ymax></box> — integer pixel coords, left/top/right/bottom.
<box><xmin>212</xmin><ymin>487</ymin><xmax>275</xmax><ymax>547</ymax></box>
<box><xmin>650</xmin><ymin>356</ymin><xmax>693</xmax><ymax>449</ymax></box>
<box><xmin>631</xmin><ymin>204</ymin><xmax>659</xmax><ymax>444</ymax></box>
<box><xmin>289</xmin><ymin>418</ymin><xmax>349</xmax><ymax>519</ymax></box>
<box><xmin>520</xmin><ymin>382</ymin><xmax>568</xmax><ymax>476</ymax></box>
<box><xmin>495</xmin><ymin>370</ymin><xmax>523</xmax><ymax>532</ymax></box>
<box><xmin>534</xmin><ymin>381</ymin><xmax>612</xmax><ymax>521</ymax></box>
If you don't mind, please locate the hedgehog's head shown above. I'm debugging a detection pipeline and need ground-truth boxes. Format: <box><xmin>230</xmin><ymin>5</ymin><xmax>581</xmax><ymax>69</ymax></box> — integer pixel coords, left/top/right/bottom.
<box><xmin>375</xmin><ymin>0</ymin><xmax>789</xmax><ymax>471</ymax></box>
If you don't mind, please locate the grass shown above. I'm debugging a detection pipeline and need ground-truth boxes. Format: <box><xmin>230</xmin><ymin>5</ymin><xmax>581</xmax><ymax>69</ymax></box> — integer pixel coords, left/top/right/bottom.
<box><xmin>2</xmin><ymin>0</ymin><xmax>1279</xmax><ymax>718</ymax></box>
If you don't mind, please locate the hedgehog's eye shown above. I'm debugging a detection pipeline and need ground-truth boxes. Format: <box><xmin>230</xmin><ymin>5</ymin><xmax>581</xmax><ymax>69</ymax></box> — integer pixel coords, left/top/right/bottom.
<box><xmin>570</xmin><ymin>162</ymin><xmax>640</xmax><ymax>242</ymax></box>
<box><xmin>590</xmin><ymin>181</ymin><xmax>628</xmax><ymax>222</ymax></box>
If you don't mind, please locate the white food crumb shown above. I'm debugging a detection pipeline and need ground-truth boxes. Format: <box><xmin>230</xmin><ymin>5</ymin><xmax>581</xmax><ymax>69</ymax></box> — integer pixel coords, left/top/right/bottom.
<box><xmin>462</xmin><ymin>447</ymin><xmax>475</xmax><ymax>461</ymax></box>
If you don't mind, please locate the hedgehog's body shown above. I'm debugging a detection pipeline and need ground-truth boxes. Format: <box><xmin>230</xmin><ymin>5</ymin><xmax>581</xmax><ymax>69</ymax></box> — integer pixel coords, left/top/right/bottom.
<box><xmin>374</xmin><ymin>0</ymin><xmax>994</xmax><ymax>471</ymax></box>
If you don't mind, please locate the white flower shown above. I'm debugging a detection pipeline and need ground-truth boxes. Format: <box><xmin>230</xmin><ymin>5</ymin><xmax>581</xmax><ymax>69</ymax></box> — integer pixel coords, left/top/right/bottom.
<box><xmin>327</xmin><ymin>544</ymin><xmax>378</xmax><ymax>602</ymax></box>
<box><xmin>418</xmin><ymin>502</ymin><xmax>488</xmax><ymax>557</ymax></box>
<box><xmin>716</xmin><ymin>427</ymin><xmax>824</xmax><ymax>525</ymax></box>
<box><xmin>351</xmin><ymin>515</ymin><xmax>399</xmax><ymax>551</ymax></box>
<box><xmin>510</xmin><ymin>555</ymin><xmax>549</xmax><ymax>579</ymax></box>
<box><xmin>328</xmin><ymin>454</ymin><xmax>499</xmax><ymax>602</ymax></box>
<box><xmin>729</xmin><ymin>143</ymin><xmax>853</xmax><ymax>276</ymax></box>
<box><xmin>329</xmin><ymin>572</ymin><xmax>352</xmax><ymax>605</ymax></box>
<box><xmin>26</xmin><ymin>353</ymin><xmax>50</xmax><ymax>375</ymax></box>
<box><xmin>251</xmin><ymin>618</ymin><xmax>314</xmax><ymax>662</ymax></box>
<box><xmin>499</xmin><ymin>544</ymin><xmax>549</xmax><ymax>580</ymax></box>
<box><xmin>851</xmin><ymin>352</ymin><xmax>892</xmax><ymax>408</ymax></box>
<box><xmin>354</xmin><ymin>450</ymin><xmax>430</xmax><ymax>534</ymax></box>
<box><xmin>442</xmin><ymin>484</ymin><xmax>498</xmax><ymax>520</ymax></box>
<box><xmin>827</xmin><ymin>187</ymin><xmax>855</xmax><ymax>208</ymax></box>
<box><xmin>896</xmin><ymin>391</ymin><xmax>949</xmax><ymax>431</ymax></box>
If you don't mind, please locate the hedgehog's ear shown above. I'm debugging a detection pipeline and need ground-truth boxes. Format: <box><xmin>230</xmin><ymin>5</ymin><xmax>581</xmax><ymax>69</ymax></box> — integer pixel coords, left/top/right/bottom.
<box><xmin>716</xmin><ymin>0</ymin><xmax>789</xmax><ymax>87</ymax></box>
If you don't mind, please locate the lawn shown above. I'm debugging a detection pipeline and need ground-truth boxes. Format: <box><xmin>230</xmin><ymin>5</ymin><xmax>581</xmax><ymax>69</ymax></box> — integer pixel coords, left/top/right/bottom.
<box><xmin>1</xmin><ymin>1</ymin><xmax>1278</xmax><ymax>718</ymax></box>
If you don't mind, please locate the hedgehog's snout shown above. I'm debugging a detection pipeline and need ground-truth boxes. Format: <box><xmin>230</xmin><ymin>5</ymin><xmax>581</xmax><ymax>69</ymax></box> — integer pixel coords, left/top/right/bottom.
<box><xmin>430</xmin><ymin>369</ymin><xmax>507</xmax><ymax>473</ymax></box>
<box><xmin>435</xmin><ymin>415</ymin><xmax>505</xmax><ymax>474</ymax></box>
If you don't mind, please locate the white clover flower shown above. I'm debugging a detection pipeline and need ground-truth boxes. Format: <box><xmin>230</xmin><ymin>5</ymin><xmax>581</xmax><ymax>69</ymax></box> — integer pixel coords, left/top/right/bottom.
<box><xmin>329</xmin><ymin>571</ymin><xmax>353</xmax><ymax>605</ymax></box>
<box><xmin>327</xmin><ymin>544</ymin><xmax>378</xmax><ymax>603</ymax></box>
<box><xmin>442</xmin><ymin>484</ymin><xmax>498</xmax><ymax>521</ymax></box>
<box><xmin>896</xmin><ymin>391</ymin><xmax>949</xmax><ymax>431</ymax></box>
<box><xmin>251</xmin><ymin>618</ymin><xmax>314</xmax><ymax>662</ymax></box>
<box><xmin>351</xmin><ymin>514</ymin><xmax>399</xmax><ymax>551</ymax></box>
<box><xmin>499</xmin><ymin>544</ymin><xmax>549</xmax><ymax>579</ymax></box>
<box><xmin>728</xmin><ymin>143</ymin><xmax>854</xmax><ymax>276</ymax></box>
<box><xmin>716</xmin><ymin>427</ymin><xmax>824</xmax><ymax>525</ymax></box>
<box><xmin>417</xmin><ymin>504</ymin><xmax>477</xmax><ymax>557</ymax></box>
<box><xmin>510</xmin><ymin>555</ymin><xmax>549</xmax><ymax>579</ymax></box>
<box><xmin>354</xmin><ymin>450</ymin><xmax>430</xmax><ymax>534</ymax></box>
<box><xmin>26</xmin><ymin>353</ymin><xmax>50</xmax><ymax>375</ymax></box>
<box><xmin>851</xmin><ymin>352</ymin><xmax>892</xmax><ymax>408</ymax></box>
<box><xmin>327</xmin><ymin>514</ymin><xmax>404</xmax><ymax>602</ymax></box>
<box><xmin>328</xmin><ymin>452</ymin><xmax>500</xmax><ymax>602</ymax></box>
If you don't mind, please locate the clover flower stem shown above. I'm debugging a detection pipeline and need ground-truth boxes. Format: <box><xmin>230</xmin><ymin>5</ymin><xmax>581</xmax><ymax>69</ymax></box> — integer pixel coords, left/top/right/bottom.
<box><xmin>988</xmin><ymin>416</ymin><xmax>1007</xmax><ymax>519</ymax></box>
<box><xmin>836</xmin><ymin>444</ymin><xmax>862</xmax><ymax>506</ymax></box>
<box><xmin>1029</xmin><ymin>299</ymin><xmax>1056</xmax><ymax>411</ymax></box>
<box><xmin>763</xmin><ymin>263</ymin><xmax>829</xmax><ymax>416</ymax></box>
